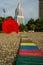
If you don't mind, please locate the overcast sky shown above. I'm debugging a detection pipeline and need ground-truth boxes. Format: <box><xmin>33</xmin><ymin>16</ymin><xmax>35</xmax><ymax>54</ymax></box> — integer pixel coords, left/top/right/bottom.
<box><xmin>0</xmin><ymin>0</ymin><xmax>39</xmax><ymax>19</ymax></box>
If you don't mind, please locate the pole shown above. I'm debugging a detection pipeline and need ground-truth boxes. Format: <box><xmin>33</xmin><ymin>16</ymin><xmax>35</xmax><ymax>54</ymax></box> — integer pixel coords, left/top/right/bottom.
<box><xmin>3</xmin><ymin>8</ymin><xmax>6</xmax><ymax>18</ymax></box>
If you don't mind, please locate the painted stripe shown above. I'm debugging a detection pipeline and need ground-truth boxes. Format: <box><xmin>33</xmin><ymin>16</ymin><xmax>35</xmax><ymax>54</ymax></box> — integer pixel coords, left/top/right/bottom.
<box><xmin>21</xmin><ymin>35</ymin><xmax>27</xmax><ymax>36</ymax></box>
<box><xmin>21</xmin><ymin>38</ymin><xmax>29</xmax><ymax>40</ymax></box>
<box><xmin>21</xmin><ymin>36</ymin><xmax>28</xmax><ymax>38</ymax></box>
<box><xmin>17</xmin><ymin>56</ymin><xmax>43</xmax><ymax>63</ymax></box>
<box><xmin>21</xmin><ymin>39</ymin><xmax>33</xmax><ymax>42</ymax></box>
<box><xmin>20</xmin><ymin>46</ymin><xmax>39</xmax><ymax>50</ymax></box>
<box><xmin>17</xmin><ymin>56</ymin><xmax>43</xmax><ymax>59</ymax></box>
<box><xmin>16</xmin><ymin>35</ymin><xmax>43</xmax><ymax>65</ymax></box>
<box><xmin>19</xmin><ymin>50</ymin><xmax>42</xmax><ymax>53</ymax></box>
<box><xmin>19</xmin><ymin>52</ymin><xmax>43</xmax><ymax>57</ymax></box>
<box><xmin>20</xmin><ymin>43</ymin><xmax>36</xmax><ymax>46</ymax></box>
<box><xmin>21</xmin><ymin>42</ymin><xmax>35</xmax><ymax>44</ymax></box>
<box><xmin>16</xmin><ymin>61</ymin><xmax>43</xmax><ymax>65</ymax></box>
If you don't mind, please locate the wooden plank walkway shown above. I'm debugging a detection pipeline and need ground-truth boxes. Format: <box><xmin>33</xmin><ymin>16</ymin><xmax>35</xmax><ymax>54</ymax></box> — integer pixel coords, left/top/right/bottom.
<box><xmin>15</xmin><ymin>35</ymin><xmax>43</xmax><ymax>65</ymax></box>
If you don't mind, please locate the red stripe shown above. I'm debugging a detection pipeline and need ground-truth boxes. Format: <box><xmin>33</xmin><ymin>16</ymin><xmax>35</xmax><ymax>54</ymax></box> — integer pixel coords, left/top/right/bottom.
<box><xmin>19</xmin><ymin>52</ymin><xmax>43</xmax><ymax>57</ymax></box>
<box><xmin>42</xmin><ymin>52</ymin><xmax>43</xmax><ymax>54</ymax></box>
<box><xmin>18</xmin><ymin>50</ymin><xmax>42</xmax><ymax>53</ymax></box>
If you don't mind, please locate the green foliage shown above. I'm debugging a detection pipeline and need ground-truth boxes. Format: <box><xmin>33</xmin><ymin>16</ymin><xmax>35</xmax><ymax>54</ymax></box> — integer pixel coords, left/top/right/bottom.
<box><xmin>0</xmin><ymin>17</ymin><xmax>5</xmax><ymax>31</ymax></box>
<box><xmin>20</xmin><ymin>24</ymin><xmax>25</xmax><ymax>31</ymax></box>
<box><xmin>0</xmin><ymin>16</ymin><xmax>13</xmax><ymax>31</ymax></box>
<box><xmin>0</xmin><ymin>16</ymin><xmax>43</xmax><ymax>32</ymax></box>
<box><xmin>26</xmin><ymin>18</ymin><xmax>35</xmax><ymax>30</ymax></box>
<box><xmin>26</xmin><ymin>18</ymin><xmax>43</xmax><ymax>32</ymax></box>
<box><xmin>0</xmin><ymin>17</ymin><xmax>5</xmax><ymax>23</ymax></box>
<box><xmin>34</xmin><ymin>18</ymin><xmax>43</xmax><ymax>31</ymax></box>
<box><xmin>5</xmin><ymin>16</ymin><xmax>13</xmax><ymax>19</ymax></box>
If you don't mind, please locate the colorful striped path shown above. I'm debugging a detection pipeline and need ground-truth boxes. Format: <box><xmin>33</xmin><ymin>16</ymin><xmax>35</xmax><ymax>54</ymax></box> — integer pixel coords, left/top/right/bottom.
<box><xmin>16</xmin><ymin>35</ymin><xmax>43</xmax><ymax>65</ymax></box>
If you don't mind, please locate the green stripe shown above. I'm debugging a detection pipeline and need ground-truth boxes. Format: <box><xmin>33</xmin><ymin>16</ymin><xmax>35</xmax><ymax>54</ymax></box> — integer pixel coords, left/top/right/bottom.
<box><xmin>16</xmin><ymin>61</ymin><xmax>43</xmax><ymax>65</ymax></box>
<box><xmin>17</xmin><ymin>56</ymin><xmax>43</xmax><ymax>59</ymax></box>
<box><xmin>16</xmin><ymin>56</ymin><xmax>43</xmax><ymax>63</ymax></box>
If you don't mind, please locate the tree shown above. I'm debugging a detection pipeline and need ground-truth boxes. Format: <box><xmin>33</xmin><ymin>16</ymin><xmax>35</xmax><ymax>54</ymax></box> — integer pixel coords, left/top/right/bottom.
<box><xmin>35</xmin><ymin>18</ymin><xmax>43</xmax><ymax>31</ymax></box>
<box><xmin>26</xmin><ymin>18</ymin><xmax>35</xmax><ymax>31</ymax></box>
<box><xmin>28</xmin><ymin>18</ymin><xmax>35</xmax><ymax>24</ymax></box>
<box><xmin>20</xmin><ymin>24</ymin><xmax>25</xmax><ymax>31</ymax></box>
<box><xmin>6</xmin><ymin>16</ymin><xmax>13</xmax><ymax>19</ymax></box>
<box><xmin>26</xmin><ymin>18</ymin><xmax>43</xmax><ymax>32</ymax></box>
<box><xmin>30</xmin><ymin>24</ymin><xmax>35</xmax><ymax>30</ymax></box>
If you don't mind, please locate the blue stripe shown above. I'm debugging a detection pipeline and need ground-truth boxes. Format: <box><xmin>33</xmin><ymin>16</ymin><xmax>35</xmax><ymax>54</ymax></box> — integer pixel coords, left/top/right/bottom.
<box><xmin>20</xmin><ymin>46</ymin><xmax>39</xmax><ymax>50</ymax></box>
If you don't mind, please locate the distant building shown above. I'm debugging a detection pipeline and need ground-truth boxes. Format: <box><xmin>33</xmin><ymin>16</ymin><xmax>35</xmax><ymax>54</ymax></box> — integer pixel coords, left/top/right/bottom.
<box><xmin>39</xmin><ymin>0</ymin><xmax>43</xmax><ymax>18</ymax></box>
<box><xmin>15</xmin><ymin>0</ymin><xmax>24</xmax><ymax>25</ymax></box>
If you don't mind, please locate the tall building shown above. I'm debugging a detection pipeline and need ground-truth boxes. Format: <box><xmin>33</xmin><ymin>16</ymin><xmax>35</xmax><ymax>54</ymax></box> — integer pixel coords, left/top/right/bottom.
<box><xmin>15</xmin><ymin>0</ymin><xmax>24</xmax><ymax>25</ymax></box>
<box><xmin>39</xmin><ymin>0</ymin><xmax>43</xmax><ymax>18</ymax></box>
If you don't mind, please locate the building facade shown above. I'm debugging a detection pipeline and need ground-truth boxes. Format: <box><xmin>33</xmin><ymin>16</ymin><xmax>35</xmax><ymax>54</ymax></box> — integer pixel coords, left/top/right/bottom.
<box><xmin>15</xmin><ymin>1</ymin><xmax>24</xmax><ymax>25</ymax></box>
<box><xmin>39</xmin><ymin>0</ymin><xmax>43</xmax><ymax>18</ymax></box>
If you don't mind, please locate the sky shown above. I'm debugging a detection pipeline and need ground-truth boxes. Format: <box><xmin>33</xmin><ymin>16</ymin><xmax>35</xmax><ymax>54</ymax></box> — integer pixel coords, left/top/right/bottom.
<box><xmin>0</xmin><ymin>0</ymin><xmax>39</xmax><ymax>20</ymax></box>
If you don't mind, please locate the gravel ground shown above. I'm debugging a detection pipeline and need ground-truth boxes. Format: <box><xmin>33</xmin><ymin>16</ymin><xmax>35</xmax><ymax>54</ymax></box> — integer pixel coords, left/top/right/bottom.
<box><xmin>0</xmin><ymin>32</ymin><xmax>43</xmax><ymax>65</ymax></box>
<box><xmin>0</xmin><ymin>32</ymin><xmax>20</xmax><ymax>65</ymax></box>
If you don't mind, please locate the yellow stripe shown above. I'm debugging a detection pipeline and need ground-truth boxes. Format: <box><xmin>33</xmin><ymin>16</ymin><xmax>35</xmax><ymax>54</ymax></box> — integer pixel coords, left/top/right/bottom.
<box><xmin>20</xmin><ymin>43</ymin><xmax>36</xmax><ymax>46</ymax></box>
<box><xmin>21</xmin><ymin>38</ymin><xmax>29</xmax><ymax>40</ymax></box>
<box><xmin>21</xmin><ymin>42</ymin><xmax>34</xmax><ymax>44</ymax></box>
<box><xmin>21</xmin><ymin>35</ymin><xmax>26</xmax><ymax>36</ymax></box>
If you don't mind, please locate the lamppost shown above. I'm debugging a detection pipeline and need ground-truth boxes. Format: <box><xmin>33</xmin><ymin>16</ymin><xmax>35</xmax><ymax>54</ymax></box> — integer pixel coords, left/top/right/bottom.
<box><xmin>3</xmin><ymin>8</ymin><xmax>6</xmax><ymax>18</ymax></box>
